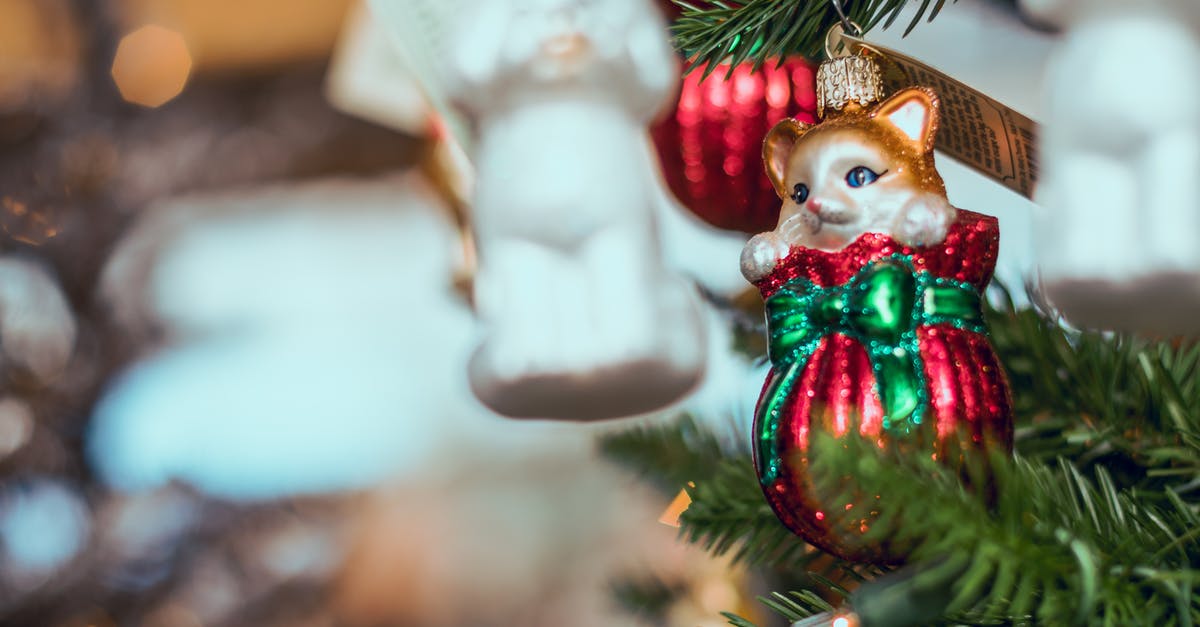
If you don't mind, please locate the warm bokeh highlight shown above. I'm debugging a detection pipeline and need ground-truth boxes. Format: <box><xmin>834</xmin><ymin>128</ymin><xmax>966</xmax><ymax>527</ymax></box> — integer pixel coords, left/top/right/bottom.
<box><xmin>115</xmin><ymin>0</ymin><xmax>353</xmax><ymax>72</ymax></box>
<box><xmin>0</xmin><ymin>0</ymin><xmax>80</xmax><ymax>109</ymax></box>
<box><xmin>111</xmin><ymin>25</ymin><xmax>193</xmax><ymax>107</ymax></box>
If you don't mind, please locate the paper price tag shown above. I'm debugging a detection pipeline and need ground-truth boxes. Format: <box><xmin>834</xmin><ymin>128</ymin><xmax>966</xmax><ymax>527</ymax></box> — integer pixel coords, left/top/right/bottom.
<box><xmin>347</xmin><ymin>0</ymin><xmax>475</xmax><ymax>211</ymax></box>
<box><xmin>842</xmin><ymin>33</ymin><xmax>1040</xmax><ymax>200</ymax></box>
<box><xmin>365</xmin><ymin>0</ymin><xmax>473</xmax><ymax>153</ymax></box>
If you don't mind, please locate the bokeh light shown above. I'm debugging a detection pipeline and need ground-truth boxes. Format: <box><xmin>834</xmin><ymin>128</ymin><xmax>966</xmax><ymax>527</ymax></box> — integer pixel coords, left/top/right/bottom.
<box><xmin>832</xmin><ymin>614</ymin><xmax>859</xmax><ymax>627</ymax></box>
<box><xmin>1</xmin><ymin>196</ymin><xmax>59</xmax><ymax>245</ymax></box>
<box><xmin>0</xmin><ymin>479</ymin><xmax>90</xmax><ymax>587</ymax></box>
<box><xmin>0</xmin><ymin>398</ymin><xmax>33</xmax><ymax>460</ymax></box>
<box><xmin>111</xmin><ymin>25</ymin><xmax>192</xmax><ymax>108</ymax></box>
<box><xmin>658</xmin><ymin>485</ymin><xmax>693</xmax><ymax>528</ymax></box>
<box><xmin>0</xmin><ymin>0</ymin><xmax>80</xmax><ymax>110</ymax></box>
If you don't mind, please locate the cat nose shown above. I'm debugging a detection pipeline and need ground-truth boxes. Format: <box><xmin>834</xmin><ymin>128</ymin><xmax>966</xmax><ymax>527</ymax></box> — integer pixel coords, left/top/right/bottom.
<box><xmin>805</xmin><ymin>198</ymin><xmax>822</xmax><ymax>214</ymax></box>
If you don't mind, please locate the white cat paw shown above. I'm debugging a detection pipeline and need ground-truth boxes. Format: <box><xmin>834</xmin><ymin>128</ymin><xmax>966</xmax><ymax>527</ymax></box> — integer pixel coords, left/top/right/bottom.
<box><xmin>777</xmin><ymin>211</ymin><xmax>819</xmax><ymax>248</ymax></box>
<box><xmin>740</xmin><ymin>232</ymin><xmax>790</xmax><ymax>282</ymax></box>
<box><xmin>894</xmin><ymin>194</ymin><xmax>955</xmax><ymax>248</ymax></box>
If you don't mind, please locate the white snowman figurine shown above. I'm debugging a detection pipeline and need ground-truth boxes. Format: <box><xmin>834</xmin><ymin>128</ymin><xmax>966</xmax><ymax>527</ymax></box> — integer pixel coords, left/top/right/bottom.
<box><xmin>1025</xmin><ymin>0</ymin><xmax>1200</xmax><ymax>334</ymax></box>
<box><xmin>447</xmin><ymin>0</ymin><xmax>707</xmax><ymax>420</ymax></box>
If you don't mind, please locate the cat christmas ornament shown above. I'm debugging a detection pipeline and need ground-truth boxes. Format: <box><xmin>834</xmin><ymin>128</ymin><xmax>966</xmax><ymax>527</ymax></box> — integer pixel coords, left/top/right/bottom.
<box><xmin>742</xmin><ymin>50</ymin><xmax>1013</xmax><ymax>564</ymax></box>
<box><xmin>446</xmin><ymin>0</ymin><xmax>706</xmax><ymax>420</ymax></box>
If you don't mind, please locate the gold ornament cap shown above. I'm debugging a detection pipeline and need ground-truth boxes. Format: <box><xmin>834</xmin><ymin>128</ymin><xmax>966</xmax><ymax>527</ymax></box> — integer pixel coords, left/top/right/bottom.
<box><xmin>816</xmin><ymin>55</ymin><xmax>884</xmax><ymax>118</ymax></box>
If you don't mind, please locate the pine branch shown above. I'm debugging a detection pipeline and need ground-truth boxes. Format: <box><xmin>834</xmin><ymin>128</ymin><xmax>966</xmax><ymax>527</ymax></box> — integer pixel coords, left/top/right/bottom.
<box><xmin>678</xmin><ymin>457</ymin><xmax>815</xmax><ymax>567</ymax></box>
<box><xmin>985</xmin><ymin>288</ymin><xmax>1200</xmax><ymax>499</ymax></box>
<box><xmin>670</xmin><ymin>0</ymin><xmax>940</xmax><ymax>77</ymax></box>
<box><xmin>641</xmin><ymin>369</ymin><xmax>1199</xmax><ymax>625</ymax></box>
<box><xmin>597</xmin><ymin>414</ymin><xmax>738</xmax><ymax>494</ymax></box>
<box><xmin>604</xmin><ymin>292</ymin><xmax>1200</xmax><ymax>624</ymax></box>
<box><xmin>722</xmin><ymin>611</ymin><xmax>763</xmax><ymax>627</ymax></box>
<box><xmin>798</xmin><ymin>434</ymin><xmax>1200</xmax><ymax>626</ymax></box>
<box><xmin>677</xmin><ymin>454</ymin><xmax>890</xmax><ymax>594</ymax></box>
<box><xmin>610</xmin><ymin>575</ymin><xmax>686</xmax><ymax>622</ymax></box>
<box><xmin>722</xmin><ymin>590</ymin><xmax>839</xmax><ymax>626</ymax></box>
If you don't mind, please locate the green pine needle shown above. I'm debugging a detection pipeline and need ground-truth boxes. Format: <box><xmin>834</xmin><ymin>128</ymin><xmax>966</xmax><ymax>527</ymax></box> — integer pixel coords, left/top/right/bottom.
<box><xmin>804</xmin><ymin>435</ymin><xmax>1200</xmax><ymax>625</ymax></box>
<box><xmin>681</xmin><ymin>434</ymin><xmax>1199</xmax><ymax>625</ymax></box>
<box><xmin>609</xmin><ymin>576</ymin><xmax>687</xmax><ymax>621</ymax></box>
<box><xmin>596</xmin><ymin>414</ymin><xmax>737</xmax><ymax>494</ymax></box>
<box><xmin>670</xmin><ymin>0</ymin><xmax>938</xmax><ymax>76</ymax></box>
<box><xmin>604</xmin><ymin>289</ymin><xmax>1200</xmax><ymax>626</ymax></box>
<box><xmin>721</xmin><ymin>611</ymin><xmax>762</xmax><ymax>627</ymax></box>
<box><xmin>678</xmin><ymin>457</ymin><xmax>815</xmax><ymax>567</ymax></box>
<box><xmin>985</xmin><ymin>288</ymin><xmax>1200</xmax><ymax>497</ymax></box>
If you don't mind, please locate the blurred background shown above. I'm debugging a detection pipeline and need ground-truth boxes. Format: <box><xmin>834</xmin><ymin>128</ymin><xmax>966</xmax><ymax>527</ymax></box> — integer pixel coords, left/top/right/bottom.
<box><xmin>0</xmin><ymin>0</ymin><xmax>1050</xmax><ymax>625</ymax></box>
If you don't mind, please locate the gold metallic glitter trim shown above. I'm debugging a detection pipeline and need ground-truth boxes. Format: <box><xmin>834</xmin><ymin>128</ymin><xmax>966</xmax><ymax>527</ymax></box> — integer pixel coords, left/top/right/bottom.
<box><xmin>816</xmin><ymin>55</ymin><xmax>884</xmax><ymax>118</ymax></box>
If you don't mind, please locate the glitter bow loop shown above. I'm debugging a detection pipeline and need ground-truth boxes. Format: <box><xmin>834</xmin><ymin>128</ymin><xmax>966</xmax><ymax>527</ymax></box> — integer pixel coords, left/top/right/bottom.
<box><xmin>764</xmin><ymin>256</ymin><xmax>984</xmax><ymax>432</ymax></box>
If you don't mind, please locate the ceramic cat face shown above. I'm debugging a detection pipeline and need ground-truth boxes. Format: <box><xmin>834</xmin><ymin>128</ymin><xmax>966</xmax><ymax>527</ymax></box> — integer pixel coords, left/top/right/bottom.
<box><xmin>499</xmin><ymin>0</ymin><xmax>648</xmax><ymax>78</ymax></box>
<box><xmin>762</xmin><ymin>87</ymin><xmax>955</xmax><ymax>251</ymax></box>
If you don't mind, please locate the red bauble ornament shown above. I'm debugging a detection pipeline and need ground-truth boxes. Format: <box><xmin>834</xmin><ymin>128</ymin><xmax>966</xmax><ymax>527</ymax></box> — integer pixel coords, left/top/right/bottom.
<box><xmin>751</xmin><ymin>212</ymin><xmax>1014</xmax><ymax>564</ymax></box>
<box><xmin>651</xmin><ymin>59</ymin><xmax>819</xmax><ymax>233</ymax></box>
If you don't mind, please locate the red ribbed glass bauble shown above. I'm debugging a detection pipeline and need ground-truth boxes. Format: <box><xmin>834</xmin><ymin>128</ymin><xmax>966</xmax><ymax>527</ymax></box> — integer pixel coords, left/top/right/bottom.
<box><xmin>651</xmin><ymin>59</ymin><xmax>819</xmax><ymax>233</ymax></box>
<box><xmin>751</xmin><ymin>211</ymin><xmax>1014</xmax><ymax>564</ymax></box>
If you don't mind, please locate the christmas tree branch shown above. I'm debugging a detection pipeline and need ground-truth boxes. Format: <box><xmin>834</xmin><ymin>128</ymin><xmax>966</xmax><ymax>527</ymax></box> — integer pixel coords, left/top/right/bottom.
<box><xmin>671</xmin><ymin>0</ymin><xmax>946</xmax><ymax>76</ymax></box>
<box><xmin>812</xmin><ymin>435</ymin><xmax>1200</xmax><ymax>625</ymax></box>
<box><xmin>610</xmin><ymin>575</ymin><xmax>687</xmax><ymax>623</ymax></box>
<box><xmin>596</xmin><ymin>414</ymin><xmax>738</xmax><ymax>495</ymax></box>
<box><xmin>678</xmin><ymin>457</ymin><xmax>816</xmax><ymax>568</ymax></box>
<box><xmin>985</xmin><ymin>287</ymin><xmax>1200</xmax><ymax>499</ymax></box>
<box><xmin>711</xmin><ymin>434</ymin><xmax>1199</xmax><ymax>626</ymax></box>
<box><xmin>603</xmin><ymin>289</ymin><xmax>1200</xmax><ymax>625</ymax></box>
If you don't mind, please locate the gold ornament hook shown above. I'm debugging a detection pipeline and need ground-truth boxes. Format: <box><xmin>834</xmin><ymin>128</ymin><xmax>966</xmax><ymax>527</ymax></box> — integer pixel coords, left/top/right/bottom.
<box><xmin>824</xmin><ymin>22</ymin><xmax>865</xmax><ymax>59</ymax></box>
<box><xmin>828</xmin><ymin>0</ymin><xmax>861</xmax><ymax>36</ymax></box>
<box><xmin>825</xmin><ymin>0</ymin><xmax>863</xmax><ymax>58</ymax></box>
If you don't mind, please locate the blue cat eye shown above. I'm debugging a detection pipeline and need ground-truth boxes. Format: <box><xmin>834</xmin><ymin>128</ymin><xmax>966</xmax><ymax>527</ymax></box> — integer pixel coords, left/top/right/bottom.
<box><xmin>846</xmin><ymin>166</ymin><xmax>885</xmax><ymax>188</ymax></box>
<box><xmin>790</xmin><ymin>183</ymin><xmax>809</xmax><ymax>204</ymax></box>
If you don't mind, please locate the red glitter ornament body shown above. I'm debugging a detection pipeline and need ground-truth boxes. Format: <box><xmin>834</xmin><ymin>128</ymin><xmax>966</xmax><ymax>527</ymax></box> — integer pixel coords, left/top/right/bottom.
<box><xmin>751</xmin><ymin>211</ymin><xmax>1013</xmax><ymax>563</ymax></box>
<box><xmin>651</xmin><ymin>59</ymin><xmax>818</xmax><ymax>232</ymax></box>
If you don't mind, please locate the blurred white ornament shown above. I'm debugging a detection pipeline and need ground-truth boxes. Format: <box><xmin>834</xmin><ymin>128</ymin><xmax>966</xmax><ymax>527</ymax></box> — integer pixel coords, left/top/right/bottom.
<box><xmin>1028</xmin><ymin>0</ymin><xmax>1200</xmax><ymax>333</ymax></box>
<box><xmin>91</xmin><ymin>176</ymin><xmax>475</xmax><ymax>499</ymax></box>
<box><xmin>252</xmin><ymin>519</ymin><xmax>341</xmax><ymax>582</ymax></box>
<box><xmin>446</xmin><ymin>0</ymin><xmax>706</xmax><ymax>420</ymax></box>
<box><xmin>0</xmin><ymin>258</ymin><xmax>75</xmax><ymax>381</ymax></box>
<box><xmin>0</xmin><ymin>479</ymin><xmax>90</xmax><ymax>587</ymax></box>
<box><xmin>98</xmin><ymin>488</ymin><xmax>199</xmax><ymax>590</ymax></box>
<box><xmin>0</xmin><ymin>398</ymin><xmax>33</xmax><ymax>460</ymax></box>
<box><xmin>337</xmin><ymin>0</ymin><xmax>748</xmax><ymax>297</ymax></box>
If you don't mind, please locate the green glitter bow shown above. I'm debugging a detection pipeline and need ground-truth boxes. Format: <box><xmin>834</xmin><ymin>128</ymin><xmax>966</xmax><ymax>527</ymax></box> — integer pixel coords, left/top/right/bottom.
<box><xmin>763</xmin><ymin>255</ymin><xmax>986</xmax><ymax>436</ymax></box>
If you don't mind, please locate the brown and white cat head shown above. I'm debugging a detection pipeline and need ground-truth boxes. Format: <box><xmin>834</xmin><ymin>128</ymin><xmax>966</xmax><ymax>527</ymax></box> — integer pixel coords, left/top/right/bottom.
<box><xmin>762</xmin><ymin>87</ymin><xmax>956</xmax><ymax>252</ymax></box>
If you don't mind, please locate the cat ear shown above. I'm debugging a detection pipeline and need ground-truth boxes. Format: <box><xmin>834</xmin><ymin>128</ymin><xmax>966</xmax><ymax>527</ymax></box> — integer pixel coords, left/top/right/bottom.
<box><xmin>763</xmin><ymin>118</ymin><xmax>811</xmax><ymax>199</ymax></box>
<box><xmin>873</xmin><ymin>87</ymin><xmax>940</xmax><ymax>152</ymax></box>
